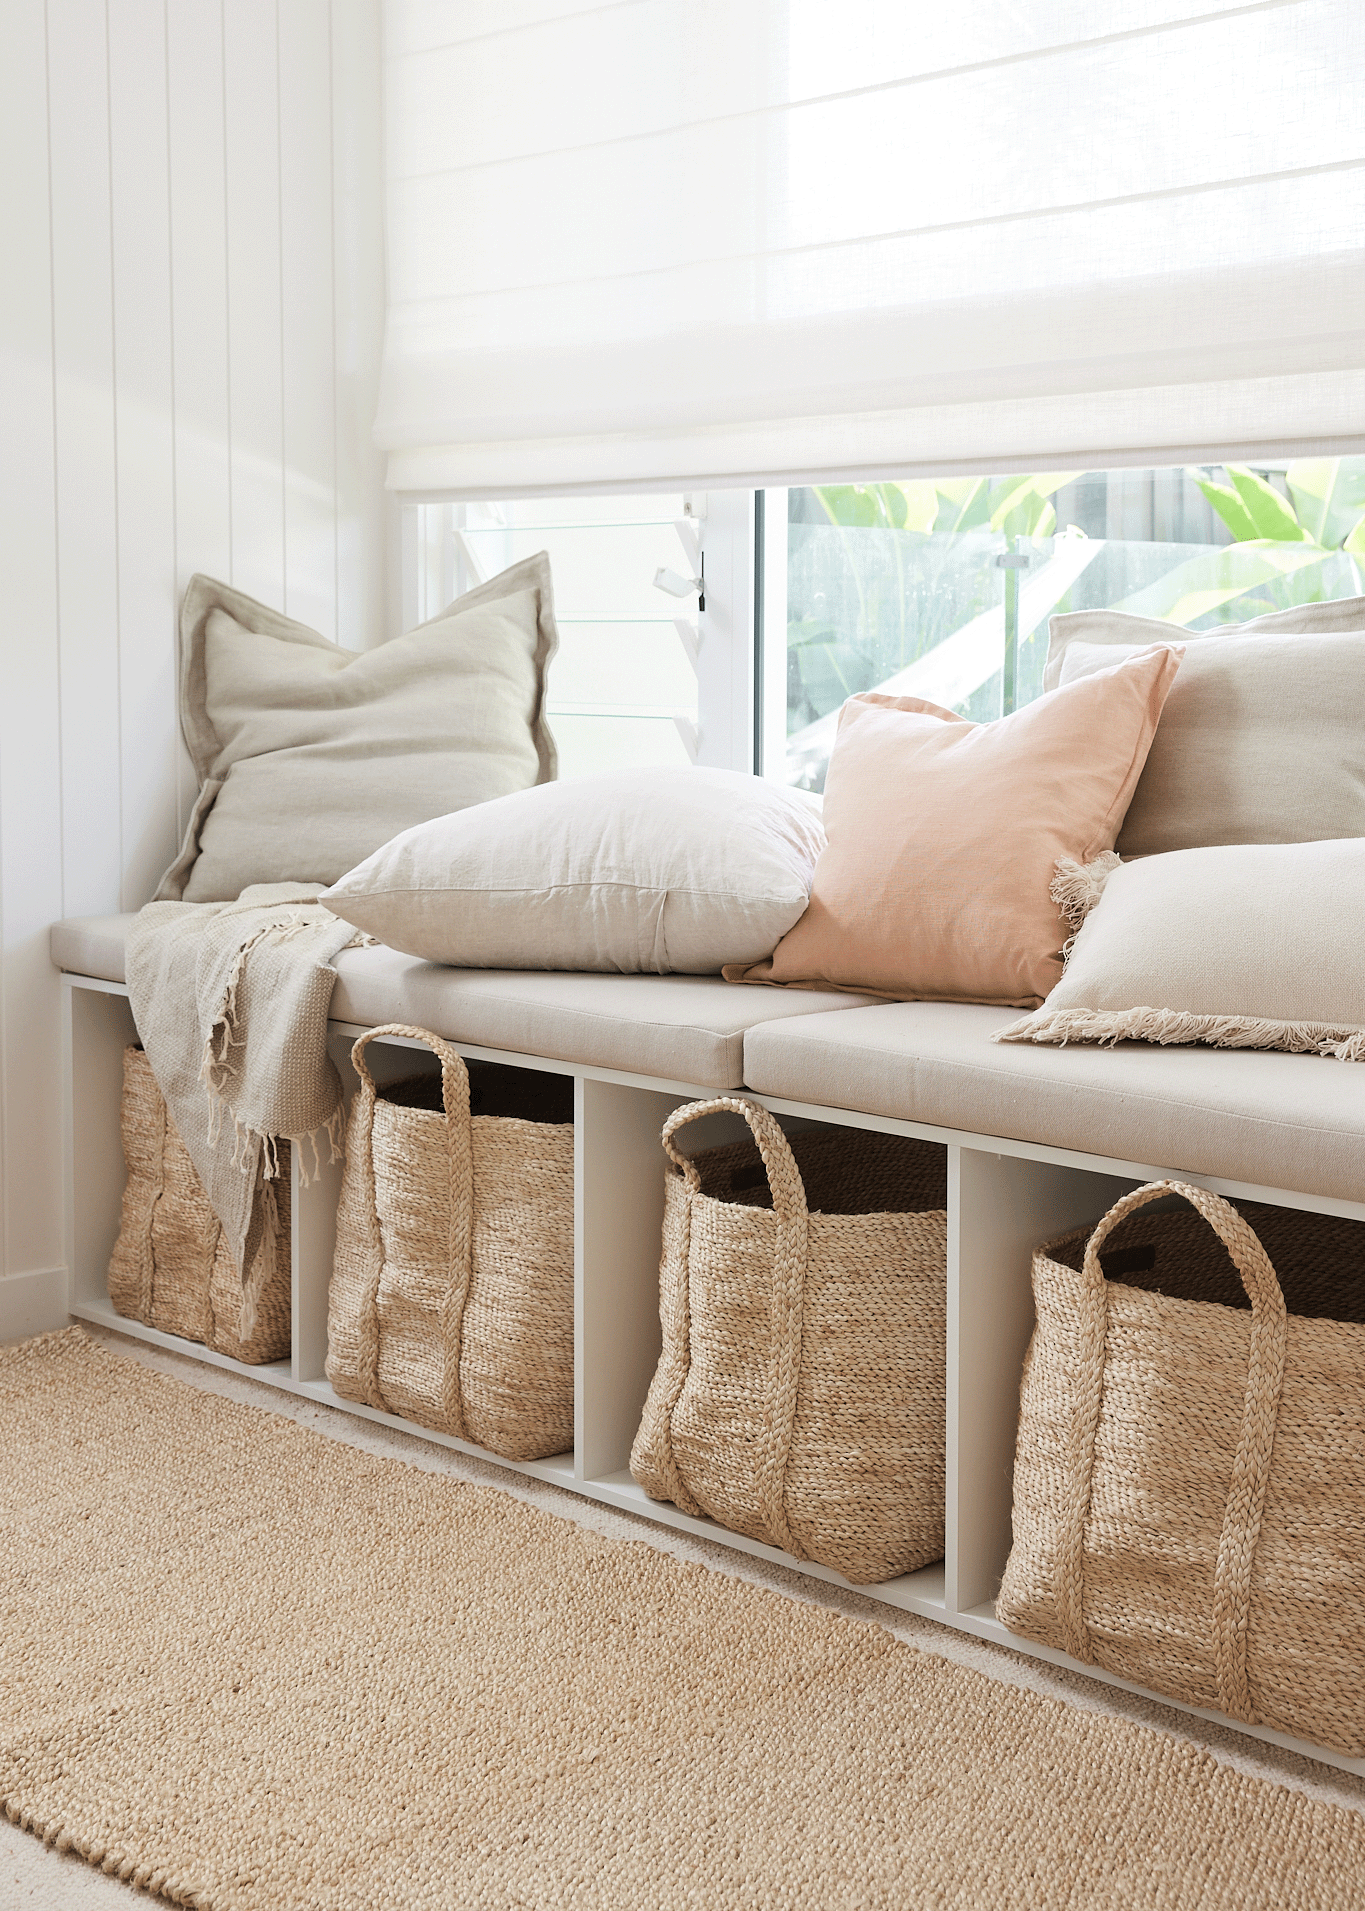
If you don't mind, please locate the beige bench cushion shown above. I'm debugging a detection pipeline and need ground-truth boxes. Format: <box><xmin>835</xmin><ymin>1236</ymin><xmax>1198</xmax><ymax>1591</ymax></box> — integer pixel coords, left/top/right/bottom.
<box><xmin>50</xmin><ymin>917</ymin><xmax>868</xmax><ymax>1090</ymax></box>
<box><xmin>743</xmin><ymin>1001</ymin><xmax>1365</xmax><ymax>1204</ymax></box>
<box><xmin>50</xmin><ymin>916</ymin><xmax>140</xmax><ymax>985</ymax></box>
<box><xmin>328</xmin><ymin>945</ymin><xmax>871</xmax><ymax>1087</ymax></box>
<box><xmin>58</xmin><ymin>917</ymin><xmax>1364</xmax><ymax>1184</ymax></box>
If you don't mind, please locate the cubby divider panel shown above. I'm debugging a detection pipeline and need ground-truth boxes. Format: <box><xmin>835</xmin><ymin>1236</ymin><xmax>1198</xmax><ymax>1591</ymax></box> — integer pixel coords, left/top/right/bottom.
<box><xmin>946</xmin><ymin>1149</ymin><xmax>1137</xmax><ymax>1615</ymax></box>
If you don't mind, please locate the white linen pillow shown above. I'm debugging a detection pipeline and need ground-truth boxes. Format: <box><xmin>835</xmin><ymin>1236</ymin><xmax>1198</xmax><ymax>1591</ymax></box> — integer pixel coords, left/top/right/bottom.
<box><xmin>321</xmin><ymin>768</ymin><xmax>827</xmax><ymax>974</ymax></box>
<box><xmin>156</xmin><ymin>557</ymin><xmax>559</xmax><ymax>903</ymax></box>
<box><xmin>1057</xmin><ymin>629</ymin><xmax>1365</xmax><ymax>855</ymax></box>
<box><xmin>995</xmin><ymin>838</ymin><xmax>1365</xmax><ymax>1061</ymax></box>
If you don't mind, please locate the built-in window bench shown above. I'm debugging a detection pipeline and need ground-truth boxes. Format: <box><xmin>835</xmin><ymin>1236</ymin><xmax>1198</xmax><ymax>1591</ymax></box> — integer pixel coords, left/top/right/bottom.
<box><xmin>47</xmin><ymin>920</ymin><xmax>1365</xmax><ymax>1779</ymax></box>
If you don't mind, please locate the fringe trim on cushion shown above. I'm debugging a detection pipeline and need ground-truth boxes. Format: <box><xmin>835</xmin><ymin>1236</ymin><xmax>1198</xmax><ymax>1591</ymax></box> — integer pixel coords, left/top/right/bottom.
<box><xmin>1050</xmin><ymin>852</ymin><xmax>1122</xmax><ymax>941</ymax></box>
<box><xmin>994</xmin><ymin>1006</ymin><xmax>1365</xmax><ymax>1061</ymax></box>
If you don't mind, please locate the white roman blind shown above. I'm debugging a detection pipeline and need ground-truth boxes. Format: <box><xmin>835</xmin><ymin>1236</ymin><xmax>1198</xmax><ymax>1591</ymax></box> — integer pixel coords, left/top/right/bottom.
<box><xmin>378</xmin><ymin>0</ymin><xmax>1365</xmax><ymax>494</ymax></box>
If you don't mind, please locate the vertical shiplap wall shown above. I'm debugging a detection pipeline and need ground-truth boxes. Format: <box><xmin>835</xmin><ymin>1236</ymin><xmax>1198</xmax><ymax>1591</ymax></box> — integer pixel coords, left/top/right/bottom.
<box><xmin>0</xmin><ymin>0</ymin><xmax>386</xmax><ymax>1281</ymax></box>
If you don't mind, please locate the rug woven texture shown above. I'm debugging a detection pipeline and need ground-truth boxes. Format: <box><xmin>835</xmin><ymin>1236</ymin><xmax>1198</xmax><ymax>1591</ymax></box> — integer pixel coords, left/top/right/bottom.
<box><xmin>2</xmin><ymin>1330</ymin><xmax>1362</xmax><ymax>1911</ymax></box>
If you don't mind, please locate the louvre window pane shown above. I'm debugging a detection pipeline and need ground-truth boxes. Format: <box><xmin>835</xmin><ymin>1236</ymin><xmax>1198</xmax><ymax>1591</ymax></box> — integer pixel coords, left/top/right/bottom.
<box><xmin>414</xmin><ymin>496</ymin><xmax>700</xmax><ymax>780</ymax></box>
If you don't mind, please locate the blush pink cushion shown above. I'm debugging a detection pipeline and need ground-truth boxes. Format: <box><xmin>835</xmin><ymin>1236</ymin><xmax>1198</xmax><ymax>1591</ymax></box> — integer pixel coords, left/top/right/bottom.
<box><xmin>728</xmin><ymin>644</ymin><xmax>1183</xmax><ymax>1008</ymax></box>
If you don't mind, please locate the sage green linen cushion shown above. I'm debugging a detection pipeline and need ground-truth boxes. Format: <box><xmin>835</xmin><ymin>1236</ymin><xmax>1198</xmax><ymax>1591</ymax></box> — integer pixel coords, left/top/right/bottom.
<box><xmin>155</xmin><ymin>556</ymin><xmax>559</xmax><ymax>903</ymax></box>
<box><xmin>327</xmin><ymin>944</ymin><xmax>869</xmax><ymax>1088</ymax></box>
<box><xmin>49</xmin><ymin>914</ymin><xmax>139</xmax><ymax>985</ymax></box>
<box><xmin>1047</xmin><ymin>605</ymin><xmax>1365</xmax><ymax>855</ymax></box>
<box><xmin>48</xmin><ymin>916</ymin><xmax>870</xmax><ymax>1089</ymax></box>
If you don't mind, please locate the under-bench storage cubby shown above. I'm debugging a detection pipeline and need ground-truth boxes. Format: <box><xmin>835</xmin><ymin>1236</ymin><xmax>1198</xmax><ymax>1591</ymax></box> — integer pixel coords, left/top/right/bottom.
<box><xmin>55</xmin><ymin>968</ymin><xmax>1365</xmax><ymax>1777</ymax></box>
<box><xmin>109</xmin><ymin>1044</ymin><xmax>293</xmax><ymax>1363</ymax></box>
<box><xmin>631</xmin><ymin>1099</ymin><xmax>948</xmax><ymax>1584</ymax></box>
<box><xmin>999</xmin><ymin>1181</ymin><xmax>1365</xmax><ymax>1757</ymax></box>
<box><xmin>327</xmin><ymin>1024</ymin><xmax>576</xmax><ymax>1460</ymax></box>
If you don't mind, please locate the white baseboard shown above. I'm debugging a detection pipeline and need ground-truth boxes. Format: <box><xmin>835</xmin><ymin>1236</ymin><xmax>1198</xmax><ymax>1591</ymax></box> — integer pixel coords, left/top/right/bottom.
<box><xmin>0</xmin><ymin>1267</ymin><xmax>71</xmax><ymax>1344</ymax></box>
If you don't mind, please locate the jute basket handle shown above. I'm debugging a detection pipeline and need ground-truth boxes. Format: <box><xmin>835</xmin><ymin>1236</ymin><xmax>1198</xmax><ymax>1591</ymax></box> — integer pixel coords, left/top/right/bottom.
<box><xmin>1059</xmin><ymin>1178</ymin><xmax>1288</xmax><ymax>1724</ymax></box>
<box><xmin>661</xmin><ymin>1097</ymin><xmax>811</xmax><ymax>1559</ymax></box>
<box><xmin>349</xmin><ymin>1025</ymin><xmax>476</xmax><ymax>1442</ymax></box>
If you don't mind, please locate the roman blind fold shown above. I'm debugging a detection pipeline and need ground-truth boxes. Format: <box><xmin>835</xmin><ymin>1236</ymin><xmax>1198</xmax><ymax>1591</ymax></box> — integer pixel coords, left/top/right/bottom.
<box><xmin>378</xmin><ymin>0</ymin><xmax>1365</xmax><ymax>495</ymax></box>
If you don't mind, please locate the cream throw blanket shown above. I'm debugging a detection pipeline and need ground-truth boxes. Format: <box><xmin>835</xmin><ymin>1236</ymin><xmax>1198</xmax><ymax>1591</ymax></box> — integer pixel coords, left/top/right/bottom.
<box><xmin>126</xmin><ymin>885</ymin><xmax>359</xmax><ymax>1320</ymax></box>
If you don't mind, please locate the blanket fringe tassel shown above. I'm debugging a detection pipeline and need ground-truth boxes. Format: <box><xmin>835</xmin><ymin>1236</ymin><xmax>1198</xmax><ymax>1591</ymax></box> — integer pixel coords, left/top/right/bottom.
<box><xmin>193</xmin><ymin>910</ymin><xmax>352</xmax><ymax>1305</ymax></box>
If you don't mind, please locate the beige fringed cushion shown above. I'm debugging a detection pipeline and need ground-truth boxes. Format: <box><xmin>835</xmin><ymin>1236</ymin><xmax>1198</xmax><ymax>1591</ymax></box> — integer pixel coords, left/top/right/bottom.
<box><xmin>157</xmin><ymin>558</ymin><xmax>559</xmax><ymax>903</ymax></box>
<box><xmin>997</xmin><ymin>838</ymin><xmax>1365</xmax><ymax>1061</ymax></box>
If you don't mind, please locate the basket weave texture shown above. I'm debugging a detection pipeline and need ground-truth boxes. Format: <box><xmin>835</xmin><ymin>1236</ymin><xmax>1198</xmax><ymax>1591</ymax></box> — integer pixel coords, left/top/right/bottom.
<box><xmin>630</xmin><ymin>1097</ymin><xmax>947</xmax><ymax>1585</ymax></box>
<box><xmin>108</xmin><ymin>1045</ymin><xmax>291</xmax><ymax>1363</ymax></box>
<box><xmin>997</xmin><ymin>1179</ymin><xmax>1365</xmax><ymax>1756</ymax></box>
<box><xmin>326</xmin><ymin>1024</ymin><xmax>574</xmax><ymax>1460</ymax></box>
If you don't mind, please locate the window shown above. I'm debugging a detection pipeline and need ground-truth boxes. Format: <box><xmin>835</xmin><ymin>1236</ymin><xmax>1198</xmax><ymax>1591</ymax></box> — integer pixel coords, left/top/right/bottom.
<box><xmin>763</xmin><ymin>463</ymin><xmax>1365</xmax><ymax>792</ymax></box>
<box><xmin>410</xmin><ymin>496</ymin><xmax>702</xmax><ymax>779</ymax></box>
<box><xmin>408</xmin><ymin>492</ymin><xmax>757</xmax><ymax>779</ymax></box>
<box><xmin>408</xmin><ymin>459</ymin><xmax>1365</xmax><ymax>790</ymax></box>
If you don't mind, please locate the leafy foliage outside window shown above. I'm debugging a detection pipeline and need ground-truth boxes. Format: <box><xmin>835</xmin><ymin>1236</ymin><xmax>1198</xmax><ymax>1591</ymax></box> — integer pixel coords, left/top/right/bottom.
<box><xmin>1198</xmin><ymin>461</ymin><xmax>1365</xmax><ymax>552</ymax></box>
<box><xmin>784</xmin><ymin>461</ymin><xmax>1365</xmax><ymax>788</ymax></box>
<box><xmin>786</xmin><ymin>476</ymin><xmax>1074</xmax><ymax>731</ymax></box>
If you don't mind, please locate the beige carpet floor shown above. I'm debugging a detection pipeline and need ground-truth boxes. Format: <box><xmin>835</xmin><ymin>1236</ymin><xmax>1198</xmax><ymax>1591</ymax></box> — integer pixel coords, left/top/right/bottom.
<box><xmin>3</xmin><ymin>1328</ymin><xmax>1364</xmax><ymax>1911</ymax></box>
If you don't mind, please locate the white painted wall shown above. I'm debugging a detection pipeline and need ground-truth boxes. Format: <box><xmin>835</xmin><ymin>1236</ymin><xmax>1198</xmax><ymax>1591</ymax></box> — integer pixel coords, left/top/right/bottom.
<box><xmin>0</xmin><ymin>0</ymin><xmax>386</xmax><ymax>1282</ymax></box>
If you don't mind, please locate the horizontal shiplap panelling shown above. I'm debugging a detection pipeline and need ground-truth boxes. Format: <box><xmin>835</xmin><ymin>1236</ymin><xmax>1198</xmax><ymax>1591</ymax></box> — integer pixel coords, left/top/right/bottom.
<box><xmin>0</xmin><ymin>0</ymin><xmax>384</xmax><ymax>1280</ymax></box>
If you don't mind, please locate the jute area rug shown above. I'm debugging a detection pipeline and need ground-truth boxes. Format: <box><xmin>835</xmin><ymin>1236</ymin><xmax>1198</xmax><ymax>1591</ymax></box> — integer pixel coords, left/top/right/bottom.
<box><xmin>3</xmin><ymin>1331</ymin><xmax>1363</xmax><ymax>1911</ymax></box>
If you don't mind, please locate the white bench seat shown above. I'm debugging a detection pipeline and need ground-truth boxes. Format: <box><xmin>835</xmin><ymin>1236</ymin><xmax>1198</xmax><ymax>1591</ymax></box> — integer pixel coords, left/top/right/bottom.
<box><xmin>742</xmin><ymin>1000</ymin><xmax>1365</xmax><ymax>1205</ymax></box>
<box><xmin>51</xmin><ymin>915</ymin><xmax>1365</xmax><ymax>1200</ymax></box>
<box><xmin>49</xmin><ymin>916</ymin><xmax>869</xmax><ymax>1091</ymax></box>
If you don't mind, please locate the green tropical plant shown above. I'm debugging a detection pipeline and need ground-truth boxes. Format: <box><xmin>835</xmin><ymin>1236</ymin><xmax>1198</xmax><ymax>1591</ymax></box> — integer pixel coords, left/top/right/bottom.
<box><xmin>1112</xmin><ymin>459</ymin><xmax>1365</xmax><ymax>628</ymax></box>
<box><xmin>1193</xmin><ymin>465</ymin><xmax>1309</xmax><ymax>543</ymax></box>
<box><xmin>813</xmin><ymin>481</ymin><xmax>938</xmax><ymax>533</ymax></box>
<box><xmin>815</xmin><ymin>474</ymin><xmax>1077</xmax><ymax>543</ymax></box>
<box><xmin>1287</xmin><ymin>459</ymin><xmax>1365</xmax><ymax>551</ymax></box>
<box><xmin>1194</xmin><ymin>459</ymin><xmax>1365</xmax><ymax>551</ymax></box>
<box><xmin>787</xmin><ymin>474</ymin><xmax>1079</xmax><ymax>727</ymax></box>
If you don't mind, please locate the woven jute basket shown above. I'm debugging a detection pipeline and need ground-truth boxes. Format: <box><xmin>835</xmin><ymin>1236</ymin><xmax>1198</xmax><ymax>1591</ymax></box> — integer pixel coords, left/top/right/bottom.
<box><xmin>326</xmin><ymin>1024</ymin><xmax>574</xmax><ymax>1461</ymax></box>
<box><xmin>107</xmin><ymin>1045</ymin><xmax>291</xmax><ymax>1363</ymax></box>
<box><xmin>630</xmin><ymin>1097</ymin><xmax>947</xmax><ymax>1584</ymax></box>
<box><xmin>997</xmin><ymin>1179</ymin><xmax>1365</xmax><ymax>1755</ymax></box>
